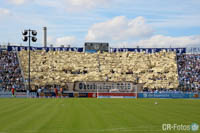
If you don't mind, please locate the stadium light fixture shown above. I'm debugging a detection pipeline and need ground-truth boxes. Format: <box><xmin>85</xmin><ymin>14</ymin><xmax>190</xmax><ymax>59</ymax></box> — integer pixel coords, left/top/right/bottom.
<box><xmin>32</xmin><ymin>30</ymin><xmax>37</xmax><ymax>36</ymax></box>
<box><xmin>22</xmin><ymin>29</ymin><xmax>37</xmax><ymax>91</ymax></box>
<box><xmin>22</xmin><ymin>36</ymin><xmax>28</xmax><ymax>42</ymax></box>
<box><xmin>22</xmin><ymin>30</ymin><xmax>28</xmax><ymax>36</ymax></box>
<box><xmin>32</xmin><ymin>37</ymin><xmax>37</xmax><ymax>42</ymax></box>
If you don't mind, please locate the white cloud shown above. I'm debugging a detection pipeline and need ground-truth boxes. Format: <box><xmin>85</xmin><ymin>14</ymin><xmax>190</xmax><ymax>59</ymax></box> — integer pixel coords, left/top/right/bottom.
<box><xmin>47</xmin><ymin>36</ymin><xmax>55</xmax><ymax>45</ymax></box>
<box><xmin>39</xmin><ymin>36</ymin><xmax>55</xmax><ymax>46</ymax></box>
<box><xmin>150</xmin><ymin>15</ymin><xmax>200</xmax><ymax>28</ymax></box>
<box><xmin>62</xmin><ymin>0</ymin><xmax>111</xmax><ymax>11</ymax></box>
<box><xmin>55</xmin><ymin>36</ymin><xmax>77</xmax><ymax>47</ymax></box>
<box><xmin>14</xmin><ymin>0</ymin><xmax>112</xmax><ymax>11</ymax></box>
<box><xmin>7</xmin><ymin>0</ymin><xmax>27</xmax><ymax>5</ymax></box>
<box><xmin>0</xmin><ymin>8</ymin><xmax>11</xmax><ymax>16</ymax></box>
<box><xmin>86</xmin><ymin>16</ymin><xmax>154</xmax><ymax>42</ymax></box>
<box><xmin>132</xmin><ymin>35</ymin><xmax>200</xmax><ymax>48</ymax></box>
<box><xmin>34</xmin><ymin>0</ymin><xmax>63</xmax><ymax>8</ymax></box>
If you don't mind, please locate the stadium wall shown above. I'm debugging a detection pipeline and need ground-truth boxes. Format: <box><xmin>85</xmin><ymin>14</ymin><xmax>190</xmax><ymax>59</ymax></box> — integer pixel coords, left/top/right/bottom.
<box><xmin>0</xmin><ymin>92</ymin><xmax>12</xmax><ymax>98</ymax></box>
<box><xmin>0</xmin><ymin>92</ymin><xmax>37</xmax><ymax>98</ymax></box>
<box><xmin>38</xmin><ymin>92</ymin><xmax>136</xmax><ymax>98</ymax></box>
<box><xmin>0</xmin><ymin>92</ymin><xmax>200</xmax><ymax>98</ymax></box>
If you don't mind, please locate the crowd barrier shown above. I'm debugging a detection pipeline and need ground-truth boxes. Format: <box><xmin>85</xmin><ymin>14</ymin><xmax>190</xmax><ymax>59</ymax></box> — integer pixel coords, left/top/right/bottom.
<box><xmin>0</xmin><ymin>92</ymin><xmax>12</xmax><ymax>98</ymax></box>
<box><xmin>138</xmin><ymin>92</ymin><xmax>200</xmax><ymax>99</ymax></box>
<box><xmin>97</xmin><ymin>93</ymin><xmax>137</xmax><ymax>98</ymax></box>
<box><xmin>0</xmin><ymin>92</ymin><xmax>199</xmax><ymax>99</ymax></box>
<box><xmin>0</xmin><ymin>92</ymin><xmax>37</xmax><ymax>98</ymax></box>
<box><xmin>38</xmin><ymin>92</ymin><xmax>136</xmax><ymax>98</ymax></box>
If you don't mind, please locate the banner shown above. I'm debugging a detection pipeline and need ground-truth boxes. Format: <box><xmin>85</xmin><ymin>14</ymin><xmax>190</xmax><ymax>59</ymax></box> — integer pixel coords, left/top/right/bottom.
<box><xmin>138</xmin><ymin>92</ymin><xmax>199</xmax><ymax>99</ymax></box>
<box><xmin>98</xmin><ymin>96</ymin><xmax>136</xmax><ymax>98</ymax></box>
<box><xmin>0</xmin><ymin>92</ymin><xmax>12</xmax><ymax>98</ymax></box>
<box><xmin>7</xmin><ymin>46</ymin><xmax>84</xmax><ymax>52</ymax></box>
<box><xmin>97</xmin><ymin>93</ymin><xmax>137</xmax><ymax>98</ymax></box>
<box><xmin>186</xmin><ymin>47</ymin><xmax>200</xmax><ymax>54</ymax></box>
<box><xmin>88</xmin><ymin>93</ymin><xmax>97</xmax><ymax>98</ymax></box>
<box><xmin>29</xmin><ymin>92</ymin><xmax>37</xmax><ymax>97</ymax></box>
<box><xmin>74</xmin><ymin>81</ymin><xmax>134</xmax><ymax>91</ymax></box>
<box><xmin>110</xmin><ymin>48</ymin><xmax>186</xmax><ymax>54</ymax></box>
<box><xmin>7</xmin><ymin>46</ymin><xmax>187</xmax><ymax>54</ymax></box>
<box><xmin>15</xmin><ymin>92</ymin><xmax>27</xmax><ymax>98</ymax></box>
<box><xmin>78</xmin><ymin>93</ymin><xmax>88</xmax><ymax>98</ymax></box>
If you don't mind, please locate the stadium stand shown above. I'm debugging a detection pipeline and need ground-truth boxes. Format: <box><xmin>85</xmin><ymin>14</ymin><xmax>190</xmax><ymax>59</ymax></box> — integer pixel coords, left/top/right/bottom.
<box><xmin>177</xmin><ymin>54</ymin><xmax>200</xmax><ymax>91</ymax></box>
<box><xmin>19</xmin><ymin>50</ymin><xmax>179</xmax><ymax>91</ymax></box>
<box><xmin>0</xmin><ymin>51</ymin><xmax>25</xmax><ymax>91</ymax></box>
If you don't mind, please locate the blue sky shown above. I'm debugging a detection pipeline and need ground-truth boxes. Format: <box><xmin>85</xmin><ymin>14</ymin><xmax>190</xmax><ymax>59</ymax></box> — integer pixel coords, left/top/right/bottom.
<box><xmin>0</xmin><ymin>0</ymin><xmax>200</xmax><ymax>48</ymax></box>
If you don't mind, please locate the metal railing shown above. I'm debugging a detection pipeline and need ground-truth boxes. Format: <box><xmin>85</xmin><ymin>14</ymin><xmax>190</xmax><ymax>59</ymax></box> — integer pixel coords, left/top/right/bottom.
<box><xmin>16</xmin><ymin>50</ymin><xmax>27</xmax><ymax>90</ymax></box>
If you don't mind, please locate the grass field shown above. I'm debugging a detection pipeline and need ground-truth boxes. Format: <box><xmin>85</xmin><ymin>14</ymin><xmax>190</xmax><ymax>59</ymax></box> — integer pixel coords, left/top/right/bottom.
<box><xmin>0</xmin><ymin>98</ymin><xmax>199</xmax><ymax>133</ymax></box>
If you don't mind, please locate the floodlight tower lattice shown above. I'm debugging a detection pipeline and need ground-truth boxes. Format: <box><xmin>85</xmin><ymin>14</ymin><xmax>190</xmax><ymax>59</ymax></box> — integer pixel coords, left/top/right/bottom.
<box><xmin>22</xmin><ymin>29</ymin><xmax>37</xmax><ymax>91</ymax></box>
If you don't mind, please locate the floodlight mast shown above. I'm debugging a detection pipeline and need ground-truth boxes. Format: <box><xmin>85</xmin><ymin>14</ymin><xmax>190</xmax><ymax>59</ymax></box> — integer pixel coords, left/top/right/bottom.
<box><xmin>22</xmin><ymin>29</ymin><xmax>37</xmax><ymax>91</ymax></box>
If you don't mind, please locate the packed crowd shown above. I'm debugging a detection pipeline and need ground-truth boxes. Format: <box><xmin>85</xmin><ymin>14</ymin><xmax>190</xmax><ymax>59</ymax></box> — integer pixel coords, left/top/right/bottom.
<box><xmin>177</xmin><ymin>54</ymin><xmax>200</xmax><ymax>90</ymax></box>
<box><xmin>2</xmin><ymin>50</ymin><xmax>200</xmax><ymax>92</ymax></box>
<box><xmin>19</xmin><ymin>50</ymin><xmax>179</xmax><ymax>90</ymax></box>
<box><xmin>0</xmin><ymin>51</ymin><xmax>25</xmax><ymax>91</ymax></box>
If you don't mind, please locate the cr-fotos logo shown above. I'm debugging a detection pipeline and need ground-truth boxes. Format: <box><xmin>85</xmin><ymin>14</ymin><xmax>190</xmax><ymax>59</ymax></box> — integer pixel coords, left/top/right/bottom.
<box><xmin>162</xmin><ymin>123</ymin><xmax>199</xmax><ymax>132</ymax></box>
<box><xmin>191</xmin><ymin>123</ymin><xmax>199</xmax><ymax>132</ymax></box>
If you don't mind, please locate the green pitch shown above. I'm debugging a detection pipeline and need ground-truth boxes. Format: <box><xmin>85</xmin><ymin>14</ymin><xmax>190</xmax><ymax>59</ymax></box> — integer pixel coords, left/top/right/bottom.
<box><xmin>0</xmin><ymin>98</ymin><xmax>199</xmax><ymax>133</ymax></box>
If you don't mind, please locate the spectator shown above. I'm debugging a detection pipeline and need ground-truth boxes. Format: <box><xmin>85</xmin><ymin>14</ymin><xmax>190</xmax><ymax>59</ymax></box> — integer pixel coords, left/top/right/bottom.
<box><xmin>177</xmin><ymin>54</ymin><xmax>200</xmax><ymax>91</ymax></box>
<box><xmin>0</xmin><ymin>51</ymin><xmax>24</xmax><ymax>92</ymax></box>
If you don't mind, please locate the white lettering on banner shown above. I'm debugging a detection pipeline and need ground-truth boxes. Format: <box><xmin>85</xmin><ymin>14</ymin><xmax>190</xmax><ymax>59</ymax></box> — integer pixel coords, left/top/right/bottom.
<box><xmin>12</xmin><ymin>47</ymin><xmax>17</xmax><ymax>51</ymax></box>
<box><xmin>74</xmin><ymin>48</ymin><xmax>78</xmax><ymax>52</ymax></box>
<box><xmin>8</xmin><ymin>46</ymin><xmax>186</xmax><ymax>53</ymax></box>
<box><xmin>15</xmin><ymin>92</ymin><xmax>27</xmax><ymax>96</ymax></box>
<box><xmin>187</xmin><ymin>47</ymin><xmax>200</xmax><ymax>54</ymax></box>
<box><xmin>116</xmin><ymin>48</ymin><xmax>119</xmax><ymax>52</ymax></box>
<box><xmin>77</xmin><ymin>82</ymin><xmax>133</xmax><ymax>90</ymax></box>
<box><xmin>110</xmin><ymin>48</ymin><xmax>113</xmax><ymax>52</ymax></box>
<box><xmin>32</xmin><ymin>47</ymin><xmax>36</xmax><ymax>51</ymax></box>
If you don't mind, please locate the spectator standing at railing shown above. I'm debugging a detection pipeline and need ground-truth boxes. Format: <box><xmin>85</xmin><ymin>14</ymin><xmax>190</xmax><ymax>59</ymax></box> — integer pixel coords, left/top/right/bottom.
<box><xmin>11</xmin><ymin>87</ymin><xmax>15</xmax><ymax>97</ymax></box>
<box><xmin>26</xmin><ymin>89</ymin><xmax>29</xmax><ymax>97</ymax></box>
<box><xmin>60</xmin><ymin>87</ymin><xmax>63</xmax><ymax>97</ymax></box>
<box><xmin>37</xmin><ymin>88</ymin><xmax>41</xmax><ymax>98</ymax></box>
<box><xmin>54</xmin><ymin>87</ymin><xmax>58</xmax><ymax>98</ymax></box>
